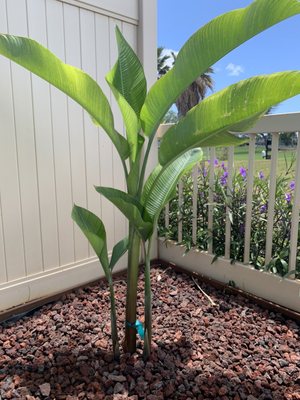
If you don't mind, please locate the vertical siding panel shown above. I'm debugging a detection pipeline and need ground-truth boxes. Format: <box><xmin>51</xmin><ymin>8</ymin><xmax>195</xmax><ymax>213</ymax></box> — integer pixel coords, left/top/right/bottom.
<box><xmin>63</xmin><ymin>3</ymin><xmax>89</xmax><ymax>261</ymax></box>
<box><xmin>95</xmin><ymin>14</ymin><xmax>115</xmax><ymax>250</ymax></box>
<box><xmin>79</xmin><ymin>9</ymin><xmax>101</xmax><ymax>257</ymax></box>
<box><xmin>27</xmin><ymin>0</ymin><xmax>60</xmax><ymax>270</ymax></box>
<box><xmin>122</xmin><ymin>22</ymin><xmax>137</xmax><ymax>52</ymax></box>
<box><xmin>109</xmin><ymin>18</ymin><xmax>126</xmax><ymax>245</ymax></box>
<box><xmin>6</xmin><ymin>0</ymin><xmax>43</xmax><ymax>276</ymax></box>
<box><xmin>46</xmin><ymin>0</ymin><xmax>74</xmax><ymax>265</ymax></box>
<box><xmin>0</xmin><ymin>194</ymin><xmax>7</xmax><ymax>283</ymax></box>
<box><xmin>0</xmin><ymin>0</ymin><xmax>25</xmax><ymax>281</ymax></box>
<box><xmin>69</xmin><ymin>0</ymin><xmax>138</xmax><ymax>20</ymax></box>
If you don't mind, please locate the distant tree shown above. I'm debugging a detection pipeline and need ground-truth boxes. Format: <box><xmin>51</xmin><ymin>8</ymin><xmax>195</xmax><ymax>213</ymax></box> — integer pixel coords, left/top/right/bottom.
<box><xmin>158</xmin><ymin>48</ymin><xmax>178</xmax><ymax>124</ymax></box>
<box><xmin>157</xmin><ymin>48</ymin><xmax>214</xmax><ymax>119</ymax></box>
<box><xmin>172</xmin><ymin>52</ymin><xmax>214</xmax><ymax>117</ymax></box>
<box><xmin>280</xmin><ymin>132</ymin><xmax>297</xmax><ymax>147</ymax></box>
<box><xmin>157</xmin><ymin>47</ymin><xmax>171</xmax><ymax>79</ymax></box>
<box><xmin>266</xmin><ymin>105</ymin><xmax>278</xmax><ymax>115</ymax></box>
<box><xmin>163</xmin><ymin>109</ymin><xmax>178</xmax><ymax>123</ymax></box>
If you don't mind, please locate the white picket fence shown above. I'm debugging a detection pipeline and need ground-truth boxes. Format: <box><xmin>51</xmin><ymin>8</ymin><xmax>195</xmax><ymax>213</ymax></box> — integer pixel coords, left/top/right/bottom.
<box><xmin>158</xmin><ymin>112</ymin><xmax>300</xmax><ymax>313</ymax></box>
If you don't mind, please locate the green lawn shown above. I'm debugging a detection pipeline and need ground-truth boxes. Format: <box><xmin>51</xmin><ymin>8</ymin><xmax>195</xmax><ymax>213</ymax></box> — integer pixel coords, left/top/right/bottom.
<box><xmin>202</xmin><ymin>145</ymin><xmax>296</xmax><ymax>177</ymax></box>
<box><xmin>234</xmin><ymin>145</ymin><xmax>296</xmax><ymax>176</ymax></box>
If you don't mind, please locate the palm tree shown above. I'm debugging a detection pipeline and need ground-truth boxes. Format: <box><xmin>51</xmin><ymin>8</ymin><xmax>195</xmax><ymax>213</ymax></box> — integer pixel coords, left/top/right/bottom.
<box><xmin>172</xmin><ymin>52</ymin><xmax>214</xmax><ymax>117</ymax></box>
<box><xmin>157</xmin><ymin>46</ymin><xmax>171</xmax><ymax>79</ymax></box>
<box><xmin>176</xmin><ymin>68</ymin><xmax>214</xmax><ymax>117</ymax></box>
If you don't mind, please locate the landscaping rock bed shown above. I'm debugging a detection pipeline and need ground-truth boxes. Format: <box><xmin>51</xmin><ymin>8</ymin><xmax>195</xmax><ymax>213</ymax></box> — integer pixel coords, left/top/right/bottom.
<box><xmin>0</xmin><ymin>266</ymin><xmax>299</xmax><ymax>399</ymax></box>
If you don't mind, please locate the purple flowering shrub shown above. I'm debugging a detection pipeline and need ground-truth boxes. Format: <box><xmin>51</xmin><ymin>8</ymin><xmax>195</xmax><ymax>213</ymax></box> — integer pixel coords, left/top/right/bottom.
<box><xmin>158</xmin><ymin>160</ymin><xmax>299</xmax><ymax>277</ymax></box>
<box><xmin>158</xmin><ymin>164</ymin><xmax>210</xmax><ymax>252</ymax></box>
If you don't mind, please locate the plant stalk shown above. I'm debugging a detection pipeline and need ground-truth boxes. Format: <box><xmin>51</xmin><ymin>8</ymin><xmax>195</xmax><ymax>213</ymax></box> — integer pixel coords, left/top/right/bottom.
<box><xmin>124</xmin><ymin>226</ymin><xmax>141</xmax><ymax>353</ymax></box>
<box><xmin>137</xmin><ymin>133</ymin><xmax>156</xmax><ymax>197</ymax></box>
<box><xmin>108</xmin><ymin>275</ymin><xmax>120</xmax><ymax>360</ymax></box>
<box><xmin>143</xmin><ymin>239</ymin><xmax>152</xmax><ymax>360</ymax></box>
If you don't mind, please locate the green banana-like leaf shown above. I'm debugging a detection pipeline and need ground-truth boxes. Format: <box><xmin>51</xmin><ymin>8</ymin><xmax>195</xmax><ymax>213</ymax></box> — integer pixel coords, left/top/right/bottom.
<box><xmin>106</xmin><ymin>27</ymin><xmax>146</xmax><ymax>162</ymax></box>
<box><xmin>141</xmin><ymin>164</ymin><xmax>162</xmax><ymax>206</ymax></box>
<box><xmin>198</xmin><ymin>131</ymin><xmax>249</xmax><ymax>148</ymax></box>
<box><xmin>195</xmin><ymin>112</ymin><xmax>266</xmax><ymax>148</ymax></box>
<box><xmin>107</xmin><ymin>27</ymin><xmax>147</xmax><ymax>117</ymax></box>
<box><xmin>141</xmin><ymin>164</ymin><xmax>177</xmax><ymax>216</ymax></box>
<box><xmin>0</xmin><ymin>34</ymin><xmax>129</xmax><ymax>160</ymax></box>
<box><xmin>106</xmin><ymin>84</ymin><xmax>141</xmax><ymax>162</ymax></box>
<box><xmin>110</xmin><ymin>237</ymin><xmax>129</xmax><ymax>270</ymax></box>
<box><xmin>158</xmin><ymin>112</ymin><xmax>261</xmax><ymax>166</ymax></box>
<box><xmin>95</xmin><ymin>186</ymin><xmax>153</xmax><ymax>241</ymax></box>
<box><xmin>142</xmin><ymin>148</ymin><xmax>203</xmax><ymax>221</ymax></box>
<box><xmin>159</xmin><ymin>71</ymin><xmax>300</xmax><ymax>166</ymax></box>
<box><xmin>72</xmin><ymin>205</ymin><xmax>109</xmax><ymax>273</ymax></box>
<box><xmin>140</xmin><ymin>0</ymin><xmax>300</xmax><ymax>136</ymax></box>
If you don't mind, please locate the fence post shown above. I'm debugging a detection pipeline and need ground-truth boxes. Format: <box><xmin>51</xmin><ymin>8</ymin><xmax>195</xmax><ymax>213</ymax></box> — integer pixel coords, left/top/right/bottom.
<box><xmin>225</xmin><ymin>146</ymin><xmax>234</xmax><ymax>259</ymax></box>
<box><xmin>289</xmin><ymin>131</ymin><xmax>300</xmax><ymax>276</ymax></box>
<box><xmin>243</xmin><ymin>134</ymin><xmax>256</xmax><ymax>264</ymax></box>
<box><xmin>208</xmin><ymin>148</ymin><xmax>215</xmax><ymax>254</ymax></box>
<box><xmin>192</xmin><ymin>166</ymin><xmax>199</xmax><ymax>245</ymax></box>
<box><xmin>265</xmin><ymin>133</ymin><xmax>279</xmax><ymax>266</ymax></box>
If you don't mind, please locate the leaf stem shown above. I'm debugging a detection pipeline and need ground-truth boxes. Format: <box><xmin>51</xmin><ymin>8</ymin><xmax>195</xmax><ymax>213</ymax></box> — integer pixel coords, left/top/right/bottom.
<box><xmin>138</xmin><ymin>133</ymin><xmax>156</xmax><ymax>196</ymax></box>
<box><xmin>108</xmin><ymin>275</ymin><xmax>120</xmax><ymax>360</ymax></box>
<box><xmin>122</xmin><ymin>158</ymin><xmax>129</xmax><ymax>181</ymax></box>
<box><xmin>124</xmin><ymin>226</ymin><xmax>141</xmax><ymax>353</ymax></box>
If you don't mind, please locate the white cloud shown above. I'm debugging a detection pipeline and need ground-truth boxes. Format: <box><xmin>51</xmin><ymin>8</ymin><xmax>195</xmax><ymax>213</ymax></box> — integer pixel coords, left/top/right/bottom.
<box><xmin>161</xmin><ymin>48</ymin><xmax>178</xmax><ymax>69</ymax></box>
<box><xmin>226</xmin><ymin>63</ymin><xmax>245</xmax><ymax>76</ymax></box>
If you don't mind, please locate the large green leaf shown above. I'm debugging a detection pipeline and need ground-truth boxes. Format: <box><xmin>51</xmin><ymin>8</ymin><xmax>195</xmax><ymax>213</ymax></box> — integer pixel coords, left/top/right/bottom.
<box><xmin>0</xmin><ymin>34</ymin><xmax>129</xmax><ymax>160</ymax></box>
<box><xmin>140</xmin><ymin>0</ymin><xmax>300</xmax><ymax>136</ymax></box>
<box><xmin>142</xmin><ymin>148</ymin><xmax>203</xmax><ymax>221</ymax></box>
<box><xmin>95</xmin><ymin>186</ymin><xmax>153</xmax><ymax>240</ymax></box>
<box><xmin>106</xmin><ymin>85</ymin><xmax>141</xmax><ymax>162</ymax></box>
<box><xmin>106</xmin><ymin>27</ymin><xmax>146</xmax><ymax>162</ymax></box>
<box><xmin>158</xmin><ymin>112</ymin><xmax>262</xmax><ymax>166</ymax></box>
<box><xmin>110</xmin><ymin>237</ymin><xmax>129</xmax><ymax>271</ymax></box>
<box><xmin>159</xmin><ymin>71</ymin><xmax>300</xmax><ymax>166</ymax></box>
<box><xmin>106</xmin><ymin>27</ymin><xmax>147</xmax><ymax>117</ymax></box>
<box><xmin>72</xmin><ymin>205</ymin><xmax>109</xmax><ymax>273</ymax></box>
<box><xmin>141</xmin><ymin>165</ymin><xmax>162</xmax><ymax>206</ymax></box>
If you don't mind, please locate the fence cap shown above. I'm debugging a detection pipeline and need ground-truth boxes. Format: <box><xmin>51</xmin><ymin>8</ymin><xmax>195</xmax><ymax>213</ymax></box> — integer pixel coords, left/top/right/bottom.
<box><xmin>157</xmin><ymin>112</ymin><xmax>300</xmax><ymax>138</ymax></box>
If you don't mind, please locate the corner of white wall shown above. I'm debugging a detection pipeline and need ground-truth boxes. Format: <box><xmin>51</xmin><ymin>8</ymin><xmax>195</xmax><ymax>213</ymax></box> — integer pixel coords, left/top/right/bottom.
<box><xmin>138</xmin><ymin>0</ymin><xmax>158</xmax><ymax>260</ymax></box>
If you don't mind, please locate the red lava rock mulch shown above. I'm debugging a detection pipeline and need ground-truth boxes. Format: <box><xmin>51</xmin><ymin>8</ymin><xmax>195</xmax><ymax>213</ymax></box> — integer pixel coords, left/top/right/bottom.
<box><xmin>0</xmin><ymin>265</ymin><xmax>300</xmax><ymax>399</ymax></box>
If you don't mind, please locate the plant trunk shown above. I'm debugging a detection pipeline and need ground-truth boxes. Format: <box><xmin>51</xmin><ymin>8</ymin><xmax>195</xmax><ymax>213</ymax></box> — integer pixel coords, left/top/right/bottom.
<box><xmin>143</xmin><ymin>253</ymin><xmax>152</xmax><ymax>360</ymax></box>
<box><xmin>124</xmin><ymin>227</ymin><xmax>141</xmax><ymax>353</ymax></box>
<box><xmin>108</xmin><ymin>276</ymin><xmax>120</xmax><ymax>360</ymax></box>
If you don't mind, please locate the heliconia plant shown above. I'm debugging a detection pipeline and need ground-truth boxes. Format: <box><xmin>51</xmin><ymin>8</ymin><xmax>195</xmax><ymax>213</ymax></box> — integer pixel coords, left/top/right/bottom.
<box><xmin>1</xmin><ymin>0</ymin><xmax>300</xmax><ymax>360</ymax></box>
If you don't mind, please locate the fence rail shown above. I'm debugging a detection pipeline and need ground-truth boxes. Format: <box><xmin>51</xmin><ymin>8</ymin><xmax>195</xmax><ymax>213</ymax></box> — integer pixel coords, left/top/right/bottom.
<box><xmin>157</xmin><ymin>113</ymin><xmax>300</xmax><ymax>312</ymax></box>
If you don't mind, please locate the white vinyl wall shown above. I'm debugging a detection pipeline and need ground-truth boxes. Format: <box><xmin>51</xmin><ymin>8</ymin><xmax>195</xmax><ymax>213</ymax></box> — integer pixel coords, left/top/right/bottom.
<box><xmin>0</xmin><ymin>0</ymin><xmax>157</xmax><ymax>312</ymax></box>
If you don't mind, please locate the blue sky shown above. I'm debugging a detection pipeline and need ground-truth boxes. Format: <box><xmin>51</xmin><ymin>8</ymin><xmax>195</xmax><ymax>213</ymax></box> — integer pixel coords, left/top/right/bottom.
<box><xmin>158</xmin><ymin>0</ymin><xmax>300</xmax><ymax>114</ymax></box>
